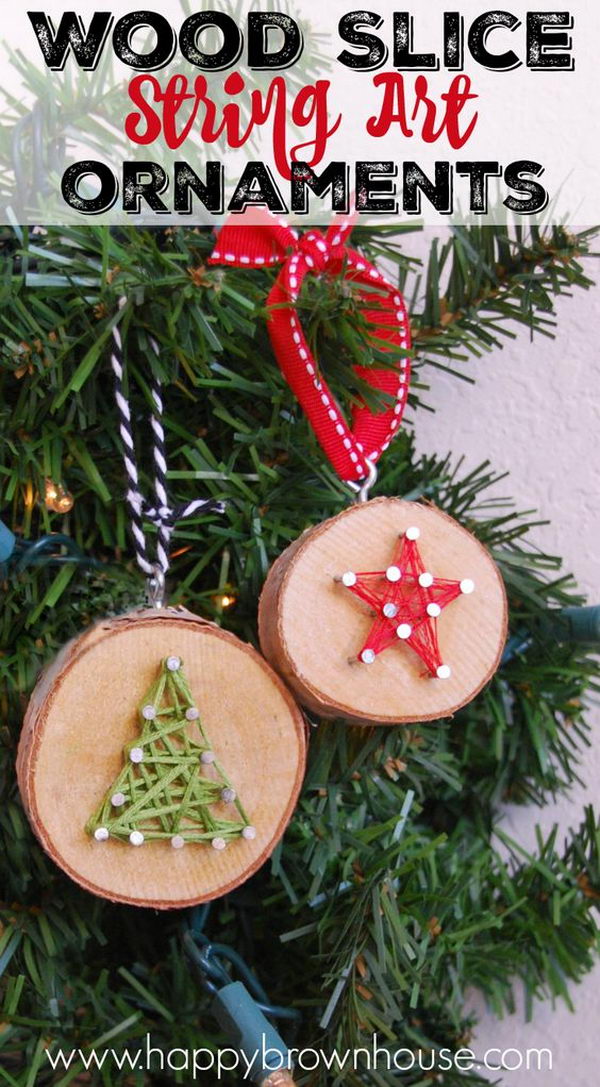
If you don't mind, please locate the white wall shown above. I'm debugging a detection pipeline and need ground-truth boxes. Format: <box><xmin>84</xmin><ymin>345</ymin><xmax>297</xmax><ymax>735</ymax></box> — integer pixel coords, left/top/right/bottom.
<box><xmin>412</xmin><ymin>230</ymin><xmax>600</xmax><ymax>1085</ymax></box>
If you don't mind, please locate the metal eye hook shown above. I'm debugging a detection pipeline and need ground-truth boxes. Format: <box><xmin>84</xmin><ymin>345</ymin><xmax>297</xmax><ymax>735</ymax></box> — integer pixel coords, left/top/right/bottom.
<box><xmin>346</xmin><ymin>458</ymin><xmax>378</xmax><ymax>504</ymax></box>
<box><xmin>146</xmin><ymin>565</ymin><xmax>166</xmax><ymax>609</ymax></box>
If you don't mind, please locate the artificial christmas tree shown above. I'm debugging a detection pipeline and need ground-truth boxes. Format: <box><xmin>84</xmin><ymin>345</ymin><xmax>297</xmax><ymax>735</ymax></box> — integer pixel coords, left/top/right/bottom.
<box><xmin>1</xmin><ymin>220</ymin><xmax>599</xmax><ymax>1085</ymax></box>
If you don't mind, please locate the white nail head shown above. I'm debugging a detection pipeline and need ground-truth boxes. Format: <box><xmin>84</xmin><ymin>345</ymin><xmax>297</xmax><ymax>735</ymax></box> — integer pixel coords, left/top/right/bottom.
<box><xmin>405</xmin><ymin>526</ymin><xmax>421</xmax><ymax>540</ymax></box>
<box><xmin>142</xmin><ymin>704</ymin><xmax>156</xmax><ymax>720</ymax></box>
<box><xmin>221</xmin><ymin>787</ymin><xmax>236</xmax><ymax>804</ymax></box>
<box><xmin>382</xmin><ymin>602</ymin><xmax>399</xmax><ymax>619</ymax></box>
<box><xmin>460</xmin><ymin>579</ymin><xmax>475</xmax><ymax>595</ymax></box>
<box><xmin>201</xmin><ymin>750</ymin><xmax>216</xmax><ymax>764</ymax></box>
<box><xmin>341</xmin><ymin>571</ymin><xmax>357</xmax><ymax>587</ymax></box>
<box><xmin>385</xmin><ymin>565</ymin><xmax>402</xmax><ymax>583</ymax></box>
<box><xmin>419</xmin><ymin>572</ymin><xmax>433</xmax><ymax>588</ymax></box>
<box><xmin>436</xmin><ymin>664</ymin><xmax>452</xmax><ymax>680</ymax></box>
<box><xmin>166</xmin><ymin>655</ymin><xmax>181</xmax><ymax>671</ymax></box>
<box><xmin>185</xmin><ymin>706</ymin><xmax>200</xmax><ymax>721</ymax></box>
<box><xmin>212</xmin><ymin>837</ymin><xmax>227</xmax><ymax>851</ymax></box>
<box><xmin>427</xmin><ymin>603</ymin><xmax>442</xmax><ymax>618</ymax></box>
<box><xmin>171</xmin><ymin>835</ymin><xmax>185</xmax><ymax>849</ymax></box>
<box><xmin>94</xmin><ymin>827</ymin><xmax>109</xmax><ymax>842</ymax></box>
<box><xmin>396</xmin><ymin>623</ymin><xmax>412</xmax><ymax>640</ymax></box>
<box><xmin>360</xmin><ymin>648</ymin><xmax>376</xmax><ymax>664</ymax></box>
<box><xmin>242</xmin><ymin>826</ymin><xmax>257</xmax><ymax>840</ymax></box>
<box><xmin>129</xmin><ymin>830</ymin><xmax>144</xmax><ymax>846</ymax></box>
<box><xmin>111</xmin><ymin>792</ymin><xmax>126</xmax><ymax>807</ymax></box>
<box><xmin>130</xmin><ymin>747</ymin><xmax>144</xmax><ymax>764</ymax></box>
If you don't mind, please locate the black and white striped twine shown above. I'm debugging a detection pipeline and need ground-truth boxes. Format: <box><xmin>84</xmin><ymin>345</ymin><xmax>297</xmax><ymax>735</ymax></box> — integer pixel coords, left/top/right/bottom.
<box><xmin>111</xmin><ymin>314</ymin><xmax>224</xmax><ymax>601</ymax></box>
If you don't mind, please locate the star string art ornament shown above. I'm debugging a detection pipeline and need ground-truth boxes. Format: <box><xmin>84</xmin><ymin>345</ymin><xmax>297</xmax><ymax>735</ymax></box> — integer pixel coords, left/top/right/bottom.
<box><xmin>210</xmin><ymin>217</ymin><xmax>507</xmax><ymax>724</ymax></box>
<box><xmin>87</xmin><ymin>656</ymin><xmax>256</xmax><ymax>851</ymax></box>
<box><xmin>337</xmin><ymin>524</ymin><xmax>475</xmax><ymax>678</ymax></box>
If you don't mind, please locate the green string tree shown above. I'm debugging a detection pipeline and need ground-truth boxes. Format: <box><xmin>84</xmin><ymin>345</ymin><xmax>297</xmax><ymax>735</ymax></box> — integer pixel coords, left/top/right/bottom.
<box><xmin>86</xmin><ymin>655</ymin><xmax>254</xmax><ymax>851</ymax></box>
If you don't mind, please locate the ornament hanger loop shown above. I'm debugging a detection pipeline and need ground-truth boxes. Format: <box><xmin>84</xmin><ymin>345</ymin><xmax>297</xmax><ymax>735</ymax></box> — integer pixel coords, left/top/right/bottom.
<box><xmin>146</xmin><ymin>564</ymin><xmax>166</xmax><ymax>609</ymax></box>
<box><xmin>346</xmin><ymin>458</ymin><xmax>378</xmax><ymax>504</ymax></box>
<box><xmin>209</xmin><ymin>214</ymin><xmax>412</xmax><ymax>485</ymax></box>
<box><xmin>111</xmin><ymin>302</ymin><xmax>224</xmax><ymax>589</ymax></box>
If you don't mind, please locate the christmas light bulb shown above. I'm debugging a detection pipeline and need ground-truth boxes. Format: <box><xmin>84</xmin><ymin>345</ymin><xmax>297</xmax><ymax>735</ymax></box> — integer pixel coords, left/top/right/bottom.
<box><xmin>44</xmin><ymin>479</ymin><xmax>59</xmax><ymax>508</ymax></box>
<box><xmin>55</xmin><ymin>492</ymin><xmax>74</xmax><ymax>513</ymax></box>
<box><xmin>214</xmin><ymin>592</ymin><xmax>237</xmax><ymax>609</ymax></box>
<box><xmin>44</xmin><ymin>480</ymin><xmax>74</xmax><ymax>513</ymax></box>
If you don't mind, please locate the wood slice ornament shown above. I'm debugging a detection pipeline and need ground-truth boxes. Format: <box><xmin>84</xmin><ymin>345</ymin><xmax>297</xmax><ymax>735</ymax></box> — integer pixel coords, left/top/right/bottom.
<box><xmin>209</xmin><ymin>218</ymin><xmax>508</xmax><ymax>726</ymax></box>
<box><xmin>259</xmin><ymin>498</ymin><xmax>507</xmax><ymax>725</ymax></box>
<box><xmin>17</xmin><ymin>607</ymin><xmax>306</xmax><ymax>908</ymax></box>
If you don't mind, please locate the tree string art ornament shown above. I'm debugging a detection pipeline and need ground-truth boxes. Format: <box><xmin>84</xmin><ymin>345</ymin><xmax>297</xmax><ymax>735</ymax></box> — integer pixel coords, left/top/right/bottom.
<box><xmin>210</xmin><ymin>217</ymin><xmax>507</xmax><ymax>725</ymax></box>
<box><xmin>87</xmin><ymin>656</ymin><xmax>256</xmax><ymax>851</ymax></box>
<box><xmin>17</xmin><ymin>306</ymin><xmax>306</xmax><ymax>908</ymax></box>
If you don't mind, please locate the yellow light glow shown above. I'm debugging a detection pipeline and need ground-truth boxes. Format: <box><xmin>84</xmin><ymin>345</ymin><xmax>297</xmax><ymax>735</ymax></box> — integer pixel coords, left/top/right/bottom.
<box><xmin>55</xmin><ymin>493</ymin><xmax>74</xmax><ymax>513</ymax></box>
<box><xmin>45</xmin><ymin>479</ymin><xmax>74</xmax><ymax>513</ymax></box>
<box><xmin>44</xmin><ymin>479</ymin><xmax>58</xmax><ymax>506</ymax></box>
<box><xmin>216</xmin><ymin>593</ymin><xmax>236</xmax><ymax>609</ymax></box>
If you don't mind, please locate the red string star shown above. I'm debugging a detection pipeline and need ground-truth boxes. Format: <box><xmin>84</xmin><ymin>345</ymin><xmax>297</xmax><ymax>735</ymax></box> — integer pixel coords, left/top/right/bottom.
<box><xmin>336</xmin><ymin>525</ymin><xmax>475</xmax><ymax>679</ymax></box>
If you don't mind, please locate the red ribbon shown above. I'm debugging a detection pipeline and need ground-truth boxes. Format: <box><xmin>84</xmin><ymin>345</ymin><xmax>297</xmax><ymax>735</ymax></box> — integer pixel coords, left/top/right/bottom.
<box><xmin>209</xmin><ymin>216</ymin><xmax>411</xmax><ymax>482</ymax></box>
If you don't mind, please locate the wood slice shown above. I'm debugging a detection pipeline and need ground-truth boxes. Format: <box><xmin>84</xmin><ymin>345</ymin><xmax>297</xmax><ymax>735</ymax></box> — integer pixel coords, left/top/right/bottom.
<box><xmin>258</xmin><ymin>498</ymin><xmax>507</xmax><ymax>725</ymax></box>
<box><xmin>17</xmin><ymin>607</ymin><xmax>307</xmax><ymax>909</ymax></box>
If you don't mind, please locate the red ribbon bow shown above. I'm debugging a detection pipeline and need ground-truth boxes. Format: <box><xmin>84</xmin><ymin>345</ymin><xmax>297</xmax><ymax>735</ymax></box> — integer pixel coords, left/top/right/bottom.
<box><xmin>209</xmin><ymin>217</ymin><xmax>411</xmax><ymax>482</ymax></box>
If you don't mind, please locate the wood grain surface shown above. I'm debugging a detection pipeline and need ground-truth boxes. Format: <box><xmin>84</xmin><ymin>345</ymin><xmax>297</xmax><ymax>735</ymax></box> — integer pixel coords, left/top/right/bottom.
<box><xmin>259</xmin><ymin>498</ymin><xmax>507</xmax><ymax>725</ymax></box>
<box><xmin>17</xmin><ymin>607</ymin><xmax>307</xmax><ymax>908</ymax></box>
